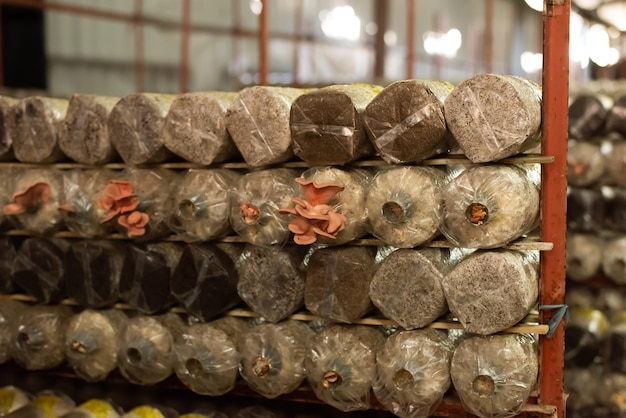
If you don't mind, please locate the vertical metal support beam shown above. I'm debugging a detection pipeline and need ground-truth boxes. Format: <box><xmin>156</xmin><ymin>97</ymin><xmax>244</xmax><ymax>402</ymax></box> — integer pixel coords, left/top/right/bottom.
<box><xmin>374</xmin><ymin>0</ymin><xmax>387</xmax><ymax>82</ymax></box>
<box><xmin>259</xmin><ymin>0</ymin><xmax>269</xmax><ymax>85</ymax></box>
<box><xmin>133</xmin><ymin>0</ymin><xmax>145</xmax><ymax>92</ymax></box>
<box><xmin>540</xmin><ymin>1</ymin><xmax>569</xmax><ymax>418</ymax></box>
<box><xmin>406</xmin><ymin>0</ymin><xmax>415</xmax><ymax>79</ymax></box>
<box><xmin>179</xmin><ymin>0</ymin><xmax>191</xmax><ymax>93</ymax></box>
<box><xmin>484</xmin><ymin>0</ymin><xmax>494</xmax><ymax>73</ymax></box>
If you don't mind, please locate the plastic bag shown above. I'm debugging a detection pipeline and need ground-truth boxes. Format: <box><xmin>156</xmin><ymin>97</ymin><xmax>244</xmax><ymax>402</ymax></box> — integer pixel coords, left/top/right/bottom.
<box><xmin>230</xmin><ymin>169</ymin><xmax>300</xmax><ymax>247</ymax></box>
<box><xmin>117</xmin><ymin>313</ymin><xmax>184</xmax><ymax>385</ymax></box>
<box><xmin>363</xmin><ymin>79</ymin><xmax>452</xmax><ymax>164</ymax></box>
<box><xmin>0</xmin><ymin>96</ymin><xmax>18</xmax><ymax>160</ymax></box>
<box><xmin>120</xmin><ymin>406</ymin><xmax>177</xmax><ymax>418</ymax></box>
<box><xmin>10</xmin><ymin>304</ymin><xmax>73</xmax><ymax>370</ymax></box>
<box><xmin>442</xmin><ymin>250</ymin><xmax>539</xmax><ymax>335</ymax></box>
<box><xmin>7</xmin><ymin>97</ymin><xmax>68</xmax><ymax>163</ymax></box>
<box><xmin>0</xmin><ymin>238</ymin><xmax>17</xmax><ymax>294</ymax></box>
<box><xmin>238</xmin><ymin>320</ymin><xmax>313</xmax><ymax>399</ymax></box>
<box><xmin>305</xmin><ymin>324</ymin><xmax>385</xmax><ymax>412</ymax></box>
<box><xmin>108</xmin><ymin>93</ymin><xmax>175</xmax><ymax>165</ymax></box>
<box><xmin>605</xmin><ymin>140</ymin><xmax>626</xmax><ymax>187</ymax></box>
<box><xmin>370</xmin><ymin>248</ymin><xmax>460</xmax><ymax>329</ymax></box>
<box><xmin>65</xmin><ymin>309</ymin><xmax>128</xmax><ymax>382</ymax></box>
<box><xmin>119</xmin><ymin>243</ymin><xmax>182</xmax><ymax>315</ymax></box>
<box><xmin>0</xmin><ymin>300</ymin><xmax>26</xmax><ymax>364</ymax></box>
<box><xmin>568</xmin><ymin>93</ymin><xmax>611</xmax><ymax>140</ymax></box>
<box><xmin>3</xmin><ymin>168</ymin><xmax>65</xmax><ymax>234</ymax></box>
<box><xmin>567</xmin><ymin>141</ymin><xmax>606</xmax><ymax>187</ymax></box>
<box><xmin>226</xmin><ymin>86</ymin><xmax>304</xmax><ymax>167</ymax></box>
<box><xmin>11</xmin><ymin>238</ymin><xmax>69</xmax><ymax>304</ymax></box>
<box><xmin>237</xmin><ymin>245</ymin><xmax>307</xmax><ymax>323</ymax></box>
<box><xmin>440</xmin><ymin>164</ymin><xmax>540</xmax><ymax>248</ymax></box>
<box><xmin>169</xmin><ymin>169</ymin><xmax>240</xmax><ymax>242</ymax></box>
<box><xmin>606</xmin><ymin>94</ymin><xmax>626</xmax><ymax>137</ymax></box>
<box><xmin>60</xmin><ymin>170</ymin><xmax>117</xmax><ymax>238</ymax></box>
<box><xmin>174</xmin><ymin>317</ymin><xmax>246</xmax><ymax>396</ymax></box>
<box><xmin>566</xmin><ymin>233</ymin><xmax>604</xmax><ymax>282</ymax></box>
<box><xmin>564</xmin><ymin>366</ymin><xmax>604</xmax><ymax>413</ymax></box>
<box><xmin>444</xmin><ymin>74</ymin><xmax>542</xmax><ymax>163</ymax></box>
<box><xmin>567</xmin><ymin>187</ymin><xmax>605</xmax><ymax>232</ymax></box>
<box><xmin>605</xmin><ymin>312</ymin><xmax>626</xmax><ymax>373</ymax></box>
<box><xmin>161</xmin><ymin>92</ymin><xmax>239</xmax><ymax>165</ymax></box>
<box><xmin>450</xmin><ymin>333</ymin><xmax>538</xmax><ymax>418</ymax></box>
<box><xmin>59</xmin><ymin>399</ymin><xmax>121</xmax><ymax>418</ymax></box>
<box><xmin>0</xmin><ymin>167</ymin><xmax>16</xmax><ymax>229</ymax></box>
<box><xmin>170</xmin><ymin>243</ymin><xmax>240</xmax><ymax>322</ymax></box>
<box><xmin>366</xmin><ymin>166</ymin><xmax>445</xmax><ymax>248</ymax></box>
<box><xmin>0</xmin><ymin>386</ymin><xmax>29</xmax><ymax>415</ymax></box>
<box><xmin>64</xmin><ymin>240</ymin><xmax>125</xmax><ymax>309</ymax></box>
<box><xmin>373</xmin><ymin>328</ymin><xmax>454</xmax><ymax>418</ymax></box>
<box><xmin>605</xmin><ymin>187</ymin><xmax>626</xmax><ymax>231</ymax></box>
<box><xmin>603</xmin><ymin>235</ymin><xmax>626</xmax><ymax>284</ymax></box>
<box><xmin>5</xmin><ymin>391</ymin><xmax>75</xmax><ymax>418</ymax></box>
<box><xmin>565</xmin><ymin>307</ymin><xmax>609</xmax><ymax>368</ymax></box>
<box><xmin>305</xmin><ymin>246</ymin><xmax>376</xmax><ymax>323</ymax></box>
<box><xmin>96</xmin><ymin>168</ymin><xmax>176</xmax><ymax>240</ymax></box>
<box><xmin>290</xmin><ymin>84</ymin><xmax>380</xmax><ymax>165</ymax></box>
<box><xmin>59</xmin><ymin>94</ymin><xmax>120</xmax><ymax>165</ymax></box>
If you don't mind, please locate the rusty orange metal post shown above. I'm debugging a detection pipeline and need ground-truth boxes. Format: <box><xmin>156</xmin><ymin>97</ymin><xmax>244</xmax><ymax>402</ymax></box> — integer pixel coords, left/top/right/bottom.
<box><xmin>406</xmin><ymin>0</ymin><xmax>415</xmax><ymax>79</ymax></box>
<box><xmin>259</xmin><ymin>0</ymin><xmax>269</xmax><ymax>85</ymax></box>
<box><xmin>179</xmin><ymin>0</ymin><xmax>191</xmax><ymax>93</ymax></box>
<box><xmin>540</xmin><ymin>1</ymin><xmax>569</xmax><ymax>417</ymax></box>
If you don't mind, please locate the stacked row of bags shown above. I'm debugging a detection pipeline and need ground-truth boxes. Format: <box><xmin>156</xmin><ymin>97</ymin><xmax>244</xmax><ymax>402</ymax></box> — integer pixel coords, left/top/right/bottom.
<box><xmin>562</xmin><ymin>285</ymin><xmax>626</xmax><ymax>418</ymax></box>
<box><xmin>0</xmin><ymin>385</ymin><xmax>303</xmax><ymax>418</ymax></box>
<box><xmin>0</xmin><ymin>163</ymin><xmax>542</xmax><ymax>249</ymax></box>
<box><xmin>566</xmin><ymin>91</ymin><xmax>626</xmax><ymax>285</ymax></box>
<box><xmin>0</xmin><ymin>236</ymin><xmax>540</xmax><ymax>337</ymax></box>
<box><xmin>0</xmin><ymin>301</ymin><xmax>539</xmax><ymax>418</ymax></box>
<box><xmin>0</xmin><ymin>74</ymin><xmax>543</xmax><ymax>168</ymax></box>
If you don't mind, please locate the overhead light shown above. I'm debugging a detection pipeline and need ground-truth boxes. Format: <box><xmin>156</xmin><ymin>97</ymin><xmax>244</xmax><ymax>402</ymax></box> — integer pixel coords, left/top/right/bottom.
<box><xmin>524</xmin><ymin>0</ymin><xmax>543</xmax><ymax>12</ymax></box>
<box><xmin>423</xmin><ymin>28</ymin><xmax>462</xmax><ymax>58</ymax></box>
<box><xmin>587</xmin><ymin>24</ymin><xmax>620</xmax><ymax>67</ymax></box>
<box><xmin>249</xmin><ymin>0</ymin><xmax>262</xmax><ymax>15</ymax></box>
<box><xmin>320</xmin><ymin>6</ymin><xmax>361</xmax><ymax>41</ymax></box>
<box><xmin>521</xmin><ymin>51</ymin><xmax>543</xmax><ymax>73</ymax></box>
<box><xmin>597</xmin><ymin>2</ymin><xmax>626</xmax><ymax>31</ymax></box>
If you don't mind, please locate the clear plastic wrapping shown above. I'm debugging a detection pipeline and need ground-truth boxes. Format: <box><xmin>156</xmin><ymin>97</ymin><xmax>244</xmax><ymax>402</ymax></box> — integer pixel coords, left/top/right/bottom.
<box><xmin>0</xmin><ymin>300</ymin><xmax>26</xmax><ymax>364</ymax></box>
<box><xmin>305</xmin><ymin>246</ymin><xmax>376</xmax><ymax>323</ymax></box>
<box><xmin>117</xmin><ymin>313</ymin><xmax>184</xmax><ymax>385</ymax></box>
<box><xmin>238</xmin><ymin>320</ymin><xmax>313</xmax><ymax>399</ymax></box>
<box><xmin>10</xmin><ymin>304</ymin><xmax>73</xmax><ymax>370</ymax></box>
<box><xmin>108</xmin><ymin>93</ymin><xmax>175</xmax><ymax>165</ymax></box>
<box><xmin>370</xmin><ymin>248</ymin><xmax>458</xmax><ymax>329</ymax></box>
<box><xmin>170</xmin><ymin>243</ymin><xmax>241</xmax><ymax>322</ymax></box>
<box><xmin>65</xmin><ymin>309</ymin><xmax>127</xmax><ymax>382</ymax></box>
<box><xmin>567</xmin><ymin>187</ymin><xmax>605</xmax><ymax>232</ymax></box>
<box><xmin>366</xmin><ymin>167</ymin><xmax>444</xmax><ymax>248</ymax></box>
<box><xmin>97</xmin><ymin>169</ymin><xmax>175</xmax><ymax>239</ymax></box>
<box><xmin>602</xmin><ymin>235</ymin><xmax>626</xmax><ymax>284</ymax></box>
<box><xmin>7</xmin><ymin>97</ymin><xmax>68</xmax><ymax>163</ymax></box>
<box><xmin>11</xmin><ymin>238</ymin><xmax>69</xmax><ymax>304</ymax></box>
<box><xmin>170</xmin><ymin>169</ymin><xmax>241</xmax><ymax>242</ymax></box>
<box><xmin>605</xmin><ymin>140</ymin><xmax>626</xmax><ymax>187</ymax></box>
<box><xmin>0</xmin><ymin>238</ymin><xmax>17</xmax><ymax>294</ymax></box>
<box><xmin>606</xmin><ymin>95</ymin><xmax>626</xmax><ymax>136</ymax></box>
<box><xmin>450</xmin><ymin>333</ymin><xmax>538</xmax><ymax>418</ymax></box>
<box><xmin>6</xmin><ymin>392</ymin><xmax>75</xmax><ymax>418</ymax></box>
<box><xmin>230</xmin><ymin>169</ymin><xmax>300</xmax><ymax>247</ymax></box>
<box><xmin>60</xmin><ymin>170</ymin><xmax>117</xmax><ymax>238</ymax></box>
<box><xmin>605</xmin><ymin>187</ymin><xmax>626</xmax><ymax>231</ymax></box>
<box><xmin>442</xmin><ymin>250</ymin><xmax>539</xmax><ymax>335</ymax></box>
<box><xmin>0</xmin><ymin>96</ymin><xmax>18</xmax><ymax>159</ymax></box>
<box><xmin>566</xmin><ymin>233</ymin><xmax>604</xmax><ymax>282</ymax></box>
<box><xmin>373</xmin><ymin>329</ymin><xmax>454</xmax><ymax>418</ymax></box>
<box><xmin>0</xmin><ymin>386</ymin><xmax>29</xmax><ymax>415</ymax></box>
<box><xmin>236</xmin><ymin>245</ymin><xmax>307</xmax><ymax>323</ymax></box>
<box><xmin>567</xmin><ymin>141</ymin><xmax>606</xmax><ymax>187</ymax></box>
<box><xmin>60</xmin><ymin>399</ymin><xmax>120</xmax><ymax>418</ymax></box>
<box><xmin>363</xmin><ymin>79</ymin><xmax>452</xmax><ymax>164</ymax></box>
<box><xmin>121</xmin><ymin>406</ymin><xmax>177</xmax><ymax>418</ymax></box>
<box><xmin>305</xmin><ymin>324</ymin><xmax>385</xmax><ymax>412</ymax></box>
<box><xmin>161</xmin><ymin>92</ymin><xmax>240</xmax><ymax>165</ymax></box>
<box><xmin>174</xmin><ymin>317</ymin><xmax>246</xmax><ymax>396</ymax></box>
<box><xmin>119</xmin><ymin>242</ymin><xmax>182</xmax><ymax>314</ymax></box>
<box><xmin>444</xmin><ymin>74</ymin><xmax>542</xmax><ymax>163</ymax></box>
<box><xmin>440</xmin><ymin>164</ymin><xmax>540</xmax><ymax>248</ymax></box>
<box><xmin>226</xmin><ymin>86</ymin><xmax>305</xmax><ymax>167</ymax></box>
<box><xmin>59</xmin><ymin>94</ymin><xmax>120</xmax><ymax>165</ymax></box>
<box><xmin>292</xmin><ymin>166</ymin><xmax>369</xmax><ymax>245</ymax></box>
<box><xmin>3</xmin><ymin>168</ymin><xmax>65</xmax><ymax>234</ymax></box>
<box><xmin>0</xmin><ymin>167</ymin><xmax>15</xmax><ymax>229</ymax></box>
<box><xmin>290</xmin><ymin>84</ymin><xmax>380</xmax><ymax>165</ymax></box>
<box><xmin>64</xmin><ymin>240</ymin><xmax>125</xmax><ymax>308</ymax></box>
<box><xmin>565</xmin><ymin>307</ymin><xmax>609</xmax><ymax>368</ymax></box>
<box><xmin>568</xmin><ymin>94</ymin><xmax>611</xmax><ymax>140</ymax></box>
